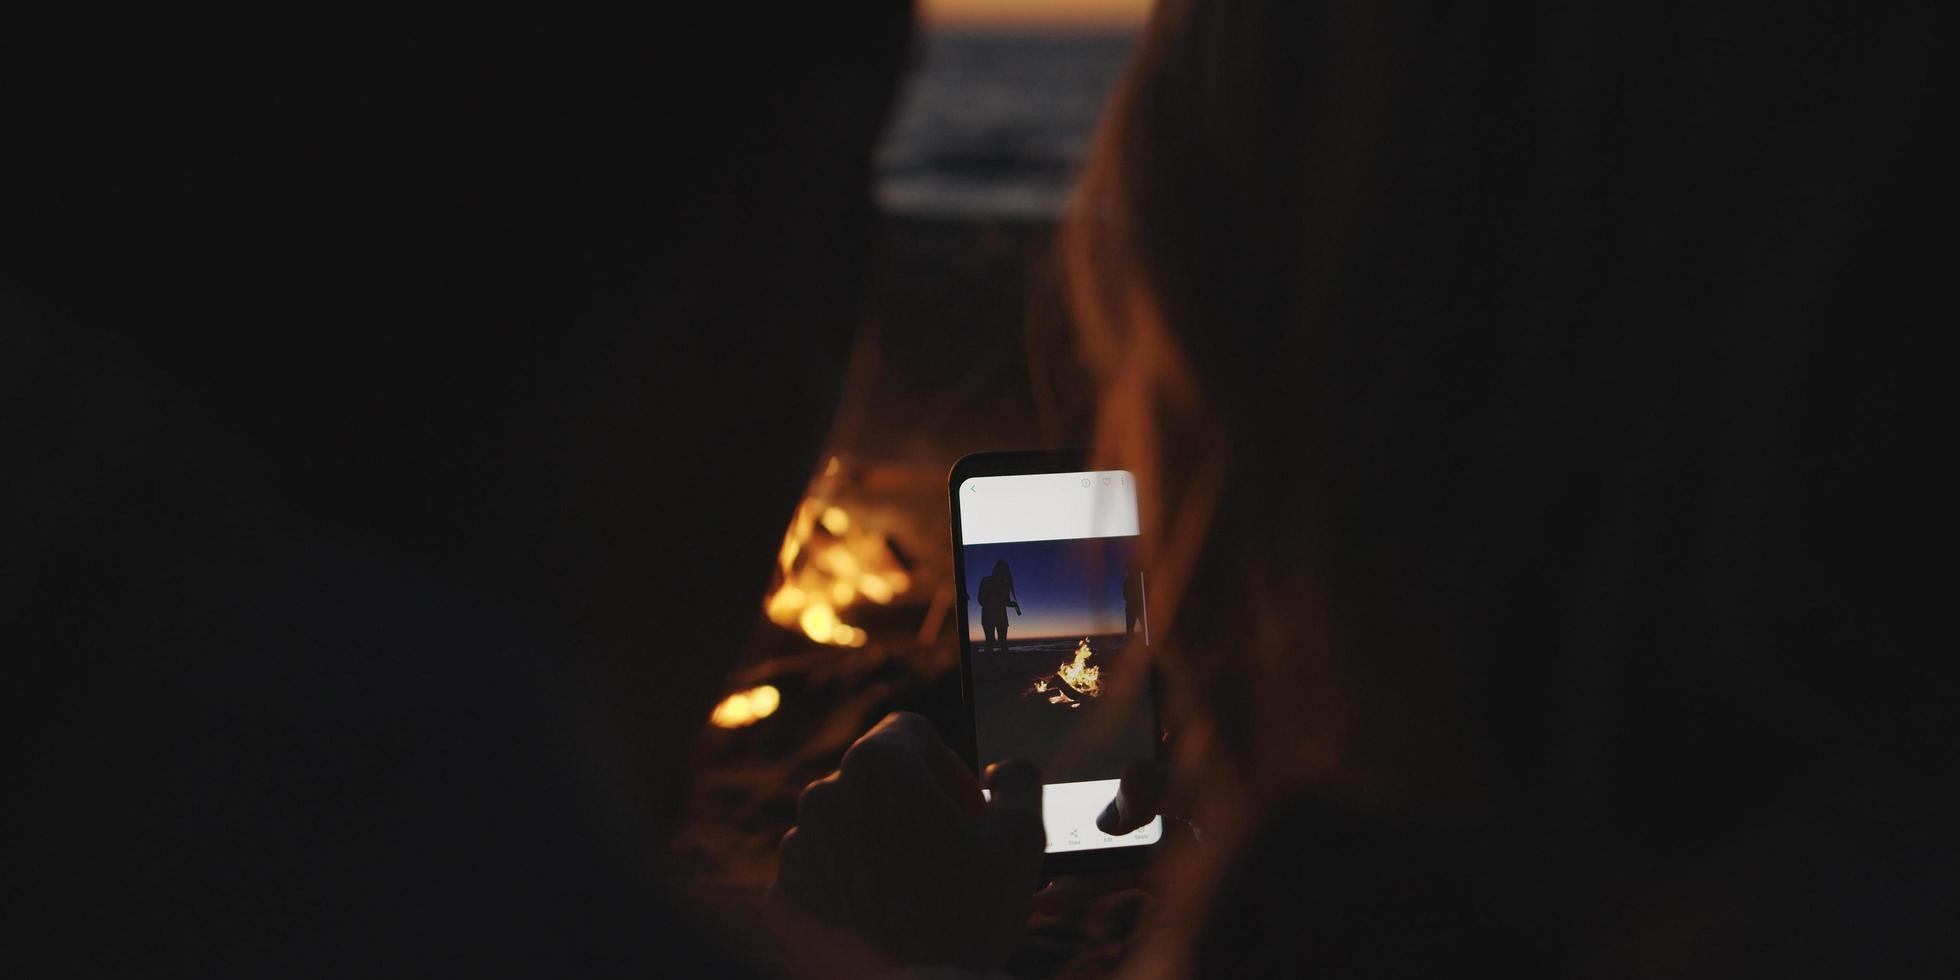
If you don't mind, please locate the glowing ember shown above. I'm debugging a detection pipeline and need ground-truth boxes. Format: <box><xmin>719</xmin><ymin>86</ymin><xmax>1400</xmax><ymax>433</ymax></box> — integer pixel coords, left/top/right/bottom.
<box><xmin>761</xmin><ymin>458</ymin><xmax>910</xmax><ymax>647</ymax></box>
<box><xmin>710</xmin><ymin>684</ymin><xmax>782</xmax><ymax>729</ymax></box>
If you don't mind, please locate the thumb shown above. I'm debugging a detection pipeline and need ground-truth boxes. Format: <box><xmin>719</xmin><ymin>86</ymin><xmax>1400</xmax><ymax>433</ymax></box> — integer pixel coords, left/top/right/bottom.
<box><xmin>980</xmin><ymin>761</ymin><xmax>1044</xmax><ymax>850</ymax></box>
<box><xmin>1096</xmin><ymin>759</ymin><xmax>1171</xmax><ymax>834</ymax></box>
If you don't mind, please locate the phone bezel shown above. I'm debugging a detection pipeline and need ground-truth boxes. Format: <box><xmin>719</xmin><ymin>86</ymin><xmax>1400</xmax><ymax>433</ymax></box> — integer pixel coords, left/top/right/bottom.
<box><xmin>948</xmin><ymin>449</ymin><xmax>1163</xmax><ymax>875</ymax></box>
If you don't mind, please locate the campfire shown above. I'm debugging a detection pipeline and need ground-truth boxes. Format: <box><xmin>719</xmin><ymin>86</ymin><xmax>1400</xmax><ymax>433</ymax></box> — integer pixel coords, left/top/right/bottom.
<box><xmin>762</xmin><ymin>458</ymin><xmax>913</xmax><ymax>647</ymax></box>
<box><xmin>1026</xmin><ymin>638</ymin><xmax>1104</xmax><ymax>708</ymax></box>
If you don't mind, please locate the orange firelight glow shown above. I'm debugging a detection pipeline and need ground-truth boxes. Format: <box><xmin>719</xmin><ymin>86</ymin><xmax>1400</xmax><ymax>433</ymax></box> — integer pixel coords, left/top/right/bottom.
<box><xmin>710</xmin><ymin>684</ymin><xmax>782</xmax><ymax>728</ymax></box>
<box><xmin>763</xmin><ymin>458</ymin><xmax>911</xmax><ymax>647</ymax></box>
<box><xmin>921</xmin><ymin>0</ymin><xmax>1151</xmax><ymax>33</ymax></box>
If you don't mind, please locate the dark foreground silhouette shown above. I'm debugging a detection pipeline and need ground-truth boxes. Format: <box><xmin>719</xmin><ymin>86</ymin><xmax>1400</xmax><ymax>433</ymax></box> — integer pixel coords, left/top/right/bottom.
<box><xmin>6</xmin><ymin>8</ymin><xmax>911</xmax><ymax>975</ymax></box>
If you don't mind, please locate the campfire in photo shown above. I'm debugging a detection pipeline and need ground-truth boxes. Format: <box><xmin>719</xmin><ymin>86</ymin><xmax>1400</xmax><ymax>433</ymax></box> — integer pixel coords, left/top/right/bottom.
<box><xmin>1029</xmin><ymin>676</ymin><xmax>1077</xmax><ymax>708</ymax></box>
<box><xmin>1026</xmin><ymin>638</ymin><xmax>1104</xmax><ymax>708</ymax></box>
<box><xmin>762</xmin><ymin>458</ymin><xmax>913</xmax><ymax>648</ymax></box>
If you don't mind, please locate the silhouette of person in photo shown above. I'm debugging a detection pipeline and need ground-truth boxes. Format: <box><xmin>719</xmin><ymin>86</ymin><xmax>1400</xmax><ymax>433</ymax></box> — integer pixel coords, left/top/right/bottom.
<box><xmin>976</xmin><ymin>559</ymin><xmax>1021</xmax><ymax>653</ymax></box>
<box><xmin>1123</xmin><ymin>558</ymin><xmax>1144</xmax><ymax>638</ymax></box>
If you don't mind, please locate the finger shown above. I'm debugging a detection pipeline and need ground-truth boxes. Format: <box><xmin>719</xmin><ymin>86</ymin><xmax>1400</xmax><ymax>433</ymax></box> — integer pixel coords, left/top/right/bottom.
<box><xmin>851</xmin><ymin>712</ymin><xmax>985</xmax><ymax>817</ymax></box>
<box><xmin>1029</xmin><ymin>884</ymin><xmax>1071</xmax><ymax>916</ymax></box>
<box><xmin>773</xmin><ymin>827</ymin><xmax>831</xmax><ymax>919</ymax></box>
<box><xmin>979</xmin><ymin>760</ymin><xmax>1044</xmax><ymax>851</ymax></box>
<box><xmin>905</xmin><ymin>716</ymin><xmax>987</xmax><ymax>817</ymax></box>
<box><xmin>841</xmin><ymin>722</ymin><xmax>968</xmax><ymax>827</ymax></box>
<box><xmin>1031</xmin><ymin>869</ymin><xmax>1143</xmax><ymax>914</ymax></box>
<box><xmin>795</xmin><ymin>773</ymin><xmax>844</xmax><ymax>826</ymax></box>
<box><xmin>1096</xmin><ymin>759</ymin><xmax>1171</xmax><ymax>834</ymax></box>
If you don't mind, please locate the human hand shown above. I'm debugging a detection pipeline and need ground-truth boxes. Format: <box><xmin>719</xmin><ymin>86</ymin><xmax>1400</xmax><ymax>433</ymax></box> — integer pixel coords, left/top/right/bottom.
<box><xmin>1096</xmin><ymin>758</ymin><xmax>1181</xmax><ymax>836</ymax></box>
<box><xmin>774</xmin><ymin>712</ymin><xmax>1047</xmax><ymax>970</ymax></box>
<box><xmin>1032</xmin><ymin>759</ymin><xmax>1191</xmax><ymax>915</ymax></box>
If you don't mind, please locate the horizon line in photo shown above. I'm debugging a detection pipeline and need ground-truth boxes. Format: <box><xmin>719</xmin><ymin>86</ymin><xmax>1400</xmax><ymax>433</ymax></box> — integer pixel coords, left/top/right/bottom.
<box><xmin>975</xmin><ymin>629</ymin><xmax>1135</xmax><ymax>643</ymax></box>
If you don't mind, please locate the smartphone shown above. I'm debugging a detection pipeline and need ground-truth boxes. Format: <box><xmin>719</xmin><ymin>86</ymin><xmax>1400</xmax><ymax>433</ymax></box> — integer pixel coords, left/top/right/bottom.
<box><xmin>949</xmin><ymin>450</ymin><xmax>1164</xmax><ymax>873</ymax></box>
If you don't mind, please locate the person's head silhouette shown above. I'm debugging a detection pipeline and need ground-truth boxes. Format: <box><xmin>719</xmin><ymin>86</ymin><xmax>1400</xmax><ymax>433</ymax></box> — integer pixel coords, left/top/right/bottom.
<box><xmin>8</xmin><ymin>6</ymin><xmax>917</xmax><ymax>973</ymax></box>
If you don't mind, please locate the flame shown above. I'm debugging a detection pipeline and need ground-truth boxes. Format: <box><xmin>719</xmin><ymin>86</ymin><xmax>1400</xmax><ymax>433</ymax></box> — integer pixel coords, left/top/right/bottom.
<box><xmin>1057</xmin><ymin>638</ymin><xmax>1102</xmax><ymax>698</ymax></box>
<box><xmin>1023</xmin><ymin>639</ymin><xmax>1103</xmax><ymax>709</ymax></box>
<box><xmin>710</xmin><ymin>684</ymin><xmax>782</xmax><ymax>729</ymax></box>
<box><xmin>761</xmin><ymin>460</ymin><xmax>913</xmax><ymax>647</ymax></box>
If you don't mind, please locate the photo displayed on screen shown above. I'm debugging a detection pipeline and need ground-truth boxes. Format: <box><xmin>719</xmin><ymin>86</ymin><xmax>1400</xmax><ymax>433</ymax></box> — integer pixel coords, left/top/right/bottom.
<box><xmin>964</xmin><ymin>534</ymin><xmax>1156</xmax><ymax>785</ymax></box>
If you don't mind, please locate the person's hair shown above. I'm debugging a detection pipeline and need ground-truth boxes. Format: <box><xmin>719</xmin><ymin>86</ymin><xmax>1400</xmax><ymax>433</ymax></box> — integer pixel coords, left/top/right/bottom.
<box><xmin>1064</xmin><ymin>0</ymin><xmax>1937</xmax><ymax>930</ymax></box>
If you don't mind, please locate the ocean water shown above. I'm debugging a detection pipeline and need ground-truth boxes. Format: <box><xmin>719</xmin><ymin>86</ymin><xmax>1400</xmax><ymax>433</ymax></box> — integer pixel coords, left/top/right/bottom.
<box><xmin>979</xmin><ymin>634</ymin><xmax>1135</xmax><ymax>657</ymax></box>
<box><xmin>877</xmin><ymin>32</ymin><xmax>1137</xmax><ymax>219</ymax></box>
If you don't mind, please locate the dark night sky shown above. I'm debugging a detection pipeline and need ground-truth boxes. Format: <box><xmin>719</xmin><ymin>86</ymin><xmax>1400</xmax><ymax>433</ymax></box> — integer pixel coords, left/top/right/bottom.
<box><xmin>964</xmin><ymin>536</ymin><xmax>1139</xmax><ymax>640</ymax></box>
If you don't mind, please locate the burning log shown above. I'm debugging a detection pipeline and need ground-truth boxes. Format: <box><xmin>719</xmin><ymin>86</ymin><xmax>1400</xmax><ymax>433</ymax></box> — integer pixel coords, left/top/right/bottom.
<box><xmin>1024</xmin><ymin>638</ymin><xmax>1103</xmax><ymax>708</ymax></box>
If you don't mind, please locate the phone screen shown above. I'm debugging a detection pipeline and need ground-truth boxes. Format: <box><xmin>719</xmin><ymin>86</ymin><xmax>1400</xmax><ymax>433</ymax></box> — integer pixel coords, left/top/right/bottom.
<box><xmin>957</xmin><ymin>468</ymin><xmax>1164</xmax><ymax>855</ymax></box>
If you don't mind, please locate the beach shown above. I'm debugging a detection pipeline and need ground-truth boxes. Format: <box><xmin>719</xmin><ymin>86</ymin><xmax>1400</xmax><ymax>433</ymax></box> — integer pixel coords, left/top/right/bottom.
<box><xmin>970</xmin><ymin>633</ymin><xmax>1157</xmax><ymax>784</ymax></box>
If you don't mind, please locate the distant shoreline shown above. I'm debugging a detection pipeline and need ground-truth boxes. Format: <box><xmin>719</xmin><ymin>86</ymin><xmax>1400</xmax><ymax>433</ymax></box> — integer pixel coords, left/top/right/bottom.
<box><xmin>968</xmin><ymin>632</ymin><xmax>1135</xmax><ymax>651</ymax></box>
